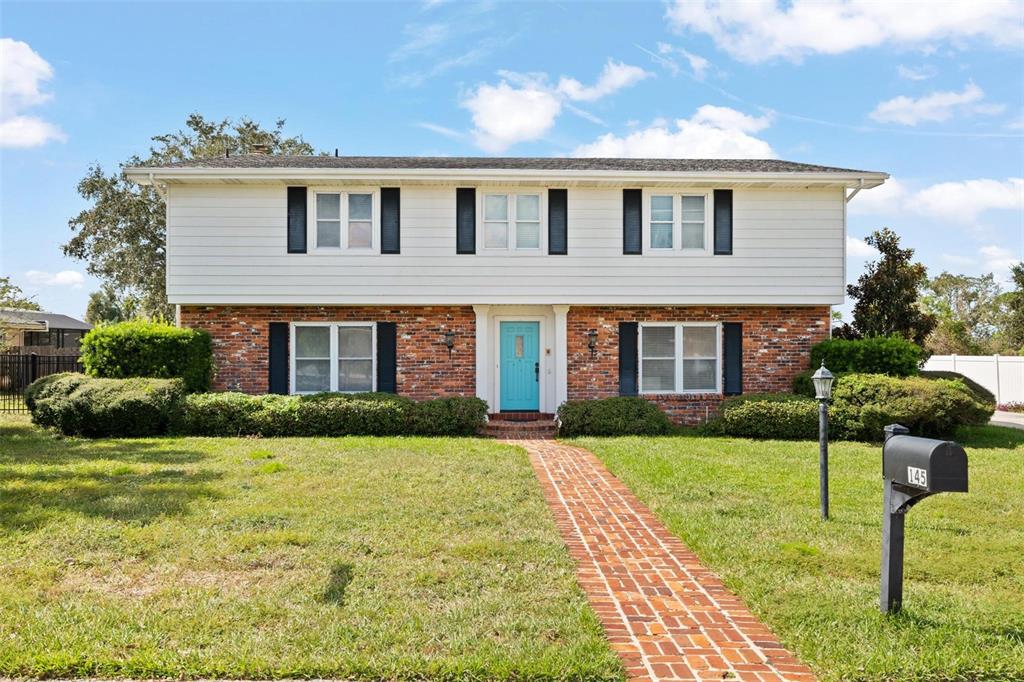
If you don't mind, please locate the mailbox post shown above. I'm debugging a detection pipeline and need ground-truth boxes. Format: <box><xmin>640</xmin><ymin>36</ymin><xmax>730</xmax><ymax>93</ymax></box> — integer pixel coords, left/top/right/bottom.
<box><xmin>880</xmin><ymin>424</ymin><xmax>968</xmax><ymax>613</ymax></box>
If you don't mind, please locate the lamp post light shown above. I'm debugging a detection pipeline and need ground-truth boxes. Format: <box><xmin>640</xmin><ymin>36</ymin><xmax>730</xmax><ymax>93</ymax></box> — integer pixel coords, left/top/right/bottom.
<box><xmin>812</xmin><ymin>361</ymin><xmax>835</xmax><ymax>520</ymax></box>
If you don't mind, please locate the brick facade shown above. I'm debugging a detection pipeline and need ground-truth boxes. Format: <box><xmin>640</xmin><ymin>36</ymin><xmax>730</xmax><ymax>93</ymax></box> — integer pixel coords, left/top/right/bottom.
<box><xmin>566</xmin><ymin>306</ymin><xmax>831</xmax><ymax>424</ymax></box>
<box><xmin>179</xmin><ymin>306</ymin><xmax>475</xmax><ymax>398</ymax></box>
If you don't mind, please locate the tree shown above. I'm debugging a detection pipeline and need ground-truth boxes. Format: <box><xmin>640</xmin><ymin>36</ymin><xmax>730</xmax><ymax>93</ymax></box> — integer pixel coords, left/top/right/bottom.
<box><xmin>63</xmin><ymin>114</ymin><xmax>316</xmax><ymax>319</ymax></box>
<box><xmin>846</xmin><ymin>228</ymin><xmax>936</xmax><ymax>345</ymax></box>
<box><xmin>85</xmin><ymin>285</ymin><xmax>141</xmax><ymax>325</ymax></box>
<box><xmin>0</xmin><ymin>276</ymin><xmax>41</xmax><ymax>310</ymax></box>
<box><xmin>922</xmin><ymin>272</ymin><xmax>1002</xmax><ymax>354</ymax></box>
<box><xmin>998</xmin><ymin>263</ymin><xmax>1024</xmax><ymax>353</ymax></box>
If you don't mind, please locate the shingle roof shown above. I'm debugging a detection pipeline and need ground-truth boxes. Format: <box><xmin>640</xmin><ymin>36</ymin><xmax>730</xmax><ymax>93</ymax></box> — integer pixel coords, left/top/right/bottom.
<box><xmin>148</xmin><ymin>155</ymin><xmax>880</xmax><ymax>174</ymax></box>
<box><xmin>0</xmin><ymin>308</ymin><xmax>92</xmax><ymax>331</ymax></box>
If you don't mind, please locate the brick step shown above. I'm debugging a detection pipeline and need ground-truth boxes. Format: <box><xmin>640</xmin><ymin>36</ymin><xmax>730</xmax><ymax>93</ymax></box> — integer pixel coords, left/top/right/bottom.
<box><xmin>488</xmin><ymin>412</ymin><xmax>556</xmax><ymax>422</ymax></box>
<box><xmin>480</xmin><ymin>418</ymin><xmax>559</xmax><ymax>440</ymax></box>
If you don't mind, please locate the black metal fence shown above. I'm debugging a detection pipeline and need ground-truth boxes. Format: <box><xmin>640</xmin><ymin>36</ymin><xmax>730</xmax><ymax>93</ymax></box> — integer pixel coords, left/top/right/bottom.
<box><xmin>0</xmin><ymin>354</ymin><xmax>83</xmax><ymax>412</ymax></box>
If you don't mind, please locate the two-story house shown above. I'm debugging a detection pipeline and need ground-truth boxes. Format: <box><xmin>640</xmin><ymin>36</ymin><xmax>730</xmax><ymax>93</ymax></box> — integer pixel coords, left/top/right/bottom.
<box><xmin>126</xmin><ymin>156</ymin><xmax>887</xmax><ymax>424</ymax></box>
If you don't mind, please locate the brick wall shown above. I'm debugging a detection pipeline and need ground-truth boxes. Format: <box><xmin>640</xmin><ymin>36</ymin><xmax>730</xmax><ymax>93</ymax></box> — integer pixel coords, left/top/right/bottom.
<box><xmin>179</xmin><ymin>306</ymin><xmax>475</xmax><ymax>398</ymax></box>
<box><xmin>567</xmin><ymin>306</ymin><xmax>830</xmax><ymax>424</ymax></box>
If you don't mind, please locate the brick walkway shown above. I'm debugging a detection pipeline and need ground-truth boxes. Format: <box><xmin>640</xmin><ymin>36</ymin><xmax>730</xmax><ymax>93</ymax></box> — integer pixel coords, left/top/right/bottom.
<box><xmin>518</xmin><ymin>440</ymin><xmax>816</xmax><ymax>682</ymax></box>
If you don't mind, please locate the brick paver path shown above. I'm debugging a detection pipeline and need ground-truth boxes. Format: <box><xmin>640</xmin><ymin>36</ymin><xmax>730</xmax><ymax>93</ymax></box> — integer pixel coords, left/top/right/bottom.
<box><xmin>518</xmin><ymin>439</ymin><xmax>816</xmax><ymax>682</ymax></box>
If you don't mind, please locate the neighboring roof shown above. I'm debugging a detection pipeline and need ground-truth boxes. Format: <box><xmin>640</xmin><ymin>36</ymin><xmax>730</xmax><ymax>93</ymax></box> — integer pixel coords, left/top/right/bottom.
<box><xmin>0</xmin><ymin>308</ymin><xmax>92</xmax><ymax>331</ymax></box>
<box><xmin>146</xmin><ymin>155</ymin><xmax>879</xmax><ymax>174</ymax></box>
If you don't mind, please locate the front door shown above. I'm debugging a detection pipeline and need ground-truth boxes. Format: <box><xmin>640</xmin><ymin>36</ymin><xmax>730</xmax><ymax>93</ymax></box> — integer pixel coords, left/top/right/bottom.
<box><xmin>499</xmin><ymin>321</ymin><xmax>540</xmax><ymax>411</ymax></box>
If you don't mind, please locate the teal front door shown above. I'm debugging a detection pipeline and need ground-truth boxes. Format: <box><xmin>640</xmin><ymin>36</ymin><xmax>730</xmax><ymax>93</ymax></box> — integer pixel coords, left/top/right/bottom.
<box><xmin>500</xmin><ymin>321</ymin><xmax>540</xmax><ymax>411</ymax></box>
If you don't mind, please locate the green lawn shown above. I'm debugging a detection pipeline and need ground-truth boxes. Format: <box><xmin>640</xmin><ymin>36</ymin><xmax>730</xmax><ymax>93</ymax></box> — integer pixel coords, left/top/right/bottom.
<box><xmin>0</xmin><ymin>414</ymin><xmax>622</xmax><ymax>680</ymax></box>
<box><xmin>576</xmin><ymin>427</ymin><xmax>1024</xmax><ymax>682</ymax></box>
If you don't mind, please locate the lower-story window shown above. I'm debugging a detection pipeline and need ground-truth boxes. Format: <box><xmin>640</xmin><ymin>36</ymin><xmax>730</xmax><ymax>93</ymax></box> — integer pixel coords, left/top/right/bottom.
<box><xmin>292</xmin><ymin>322</ymin><xmax>375</xmax><ymax>394</ymax></box>
<box><xmin>639</xmin><ymin>323</ymin><xmax>720</xmax><ymax>394</ymax></box>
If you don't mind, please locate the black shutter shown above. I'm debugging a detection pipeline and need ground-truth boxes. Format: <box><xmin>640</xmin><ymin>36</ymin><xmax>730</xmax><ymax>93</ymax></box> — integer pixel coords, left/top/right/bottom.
<box><xmin>381</xmin><ymin>187</ymin><xmax>400</xmax><ymax>254</ymax></box>
<box><xmin>714</xmin><ymin>189</ymin><xmax>733</xmax><ymax>255</ymax></box>
<box><xmin>376</xmin><ymin>322</ymin><xmax>397</xmax><ymax>394</ymax></box>
<box><xmin>618</xmin><ymin>321</ymin><xmax>638</xmax><ymax>396</ymax></box>
<box><xmin>622</xmin><ymin>189</ymin><xmax>642</xmax><ymax>255</ymax></box>
<box><xmin>548</xmin><ymin>188</ymin><xmax>568</xmax><ymax>255</ymax></box>
<box><xmin>723</xmin><ymin>322</ymin><xmax>742</xmax><ymax>395</ymax></box>
<box><xmin>287</xmin><ymin>187</ymin><xmax>307</xmax><ymax>254</ymax></box>
<box><xmin>268</xmin><ymin>322</ymin><xmax>289</xmax><ymax>395</ymax></box>
<box><xmin>456</xmin><ymin>188</ymin><xmax>476</xmax><ymax>254</ymax></box>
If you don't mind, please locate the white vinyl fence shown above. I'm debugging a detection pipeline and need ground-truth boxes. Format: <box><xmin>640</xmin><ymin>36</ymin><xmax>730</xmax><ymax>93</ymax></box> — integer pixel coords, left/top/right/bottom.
<box><xmin>923</xmin><ymin>354</ymin><xmax>1024</xmax><ymax>405</ymax></box>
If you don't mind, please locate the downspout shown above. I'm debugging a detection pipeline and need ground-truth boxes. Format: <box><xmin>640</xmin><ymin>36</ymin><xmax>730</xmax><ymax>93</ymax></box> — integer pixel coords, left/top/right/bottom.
<box><xmin>845</xmin><ymin>178</ymin><xmax>864</xmax><ymax>204</ymax></box>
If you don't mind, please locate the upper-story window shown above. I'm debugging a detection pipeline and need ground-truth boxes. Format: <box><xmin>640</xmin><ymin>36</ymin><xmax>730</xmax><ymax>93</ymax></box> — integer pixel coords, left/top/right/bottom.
<box><xmin>639</xmin><ymin>323</ymin><xmax>720</xmax><ymax>394</ymax></box>
<box><xmin>482</xmin><ymin>193</ymin><xmax>542</xmax><ymax>250</ymax></box>
<box><xmin>313</xmin><ymin>191</ymin><xmax>375</xmax><ymax>251</ymax></box>
<box><xmin>647</xmin><ymin>192</ymin><xmax>711</xmax><ymax>252</ymax></box>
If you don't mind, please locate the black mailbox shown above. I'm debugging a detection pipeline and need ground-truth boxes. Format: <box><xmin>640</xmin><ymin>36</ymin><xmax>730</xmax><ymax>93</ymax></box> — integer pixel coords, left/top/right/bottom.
<box><xmin>879</xmin><ymin>424</ymin><xmax>969</xmax><ymax>613</ymax></box>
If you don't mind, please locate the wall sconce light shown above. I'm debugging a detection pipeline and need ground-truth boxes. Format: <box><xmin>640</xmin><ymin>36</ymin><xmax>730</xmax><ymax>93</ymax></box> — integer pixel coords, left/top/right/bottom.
<box><xmin>586</xmin><ymin>329</ymin><xmax>598</xmax><ymax>357</ymax></box>
<box><xmin>442</xmin><ymin>329</ymin><xmax>456</xmax><ymax>358</ymax></box>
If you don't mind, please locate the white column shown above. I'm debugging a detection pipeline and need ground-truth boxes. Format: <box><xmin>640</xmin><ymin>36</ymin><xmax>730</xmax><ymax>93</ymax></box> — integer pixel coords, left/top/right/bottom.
<box><xmin>553</xmin><ymin>305</ymin><xmax>570</xmax><ymax>410</ymax></box>
<box><xmin>473</xmin><ymin>305</ymin><xmax>492</xmax><ymax>410</ymax></box>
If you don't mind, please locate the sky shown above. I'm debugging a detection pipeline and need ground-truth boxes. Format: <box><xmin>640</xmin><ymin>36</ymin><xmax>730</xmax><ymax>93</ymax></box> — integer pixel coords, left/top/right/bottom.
<box><xmin>1</xmin><ymin>0</ymin><xmax>1022</xmax><ymax>319</ymax></box>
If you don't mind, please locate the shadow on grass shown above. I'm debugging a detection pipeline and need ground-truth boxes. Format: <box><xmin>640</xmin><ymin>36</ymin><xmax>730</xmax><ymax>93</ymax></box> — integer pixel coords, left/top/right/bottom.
<box><xmin>322</xmin><ymin>563</ymin><xmax>354</xmax><ymax>606</ymax></box>
<box><xmin>955</xmin><ymin>425</ymin><xmax>1024</xmax><ymax>450</ymax></box>
<box><xmin>0</xmin><ymin>433</ymin><xmax>207</xmax><ymax>466</ymax></box>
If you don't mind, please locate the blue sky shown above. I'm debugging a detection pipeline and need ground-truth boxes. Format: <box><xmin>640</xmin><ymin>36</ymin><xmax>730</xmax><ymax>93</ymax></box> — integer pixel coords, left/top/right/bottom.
<box><xmin>2</xmin><ymin>0</ymin><xmax>1022</xmax><ymax>318</ymax></box>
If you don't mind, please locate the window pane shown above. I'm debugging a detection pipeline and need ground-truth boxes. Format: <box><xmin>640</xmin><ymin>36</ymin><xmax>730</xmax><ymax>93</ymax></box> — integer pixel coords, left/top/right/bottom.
<box><xmin>651</xmin><ymin>223</ymin><xmax>673</xmax><ymax>249</ymax></box>
<box><xmin>318</xmin><ymin>220</ymin><xmax>341</xmax><ymax>247</ymax></box>
<box><xmin>484</xmin><ymin>194</ymin><xmax>508</xmax><ymax>220</ymax></box>
<box><xmin>349</xmin><ymin>193</ymin><xmax>372</xmax><ymax>220</ymax></box>
<box><xmin>651</xmin><ymin>195</ymin><xmax>673</xmax><ymax>222</ymax></box>
<box><xmin>339</xmin><ymin>359</ymin><xmax>373</xmax><ymax>392</ymax></box>
<box><xmin>339</xmin><ymin>326</ymin><xmax>372</xmax><ymax>358</ymax></box>
<box><xmin>516</xmin><ymin>194</ymin><xmax>540</xmax><ymax>220</ymax></box>
<box><xmin>295</xmin><ymin>326</ymin><xmax>330</xmax><ymax>358</ymax></box>
<box><xmin>348</xmin><ymin>221</ymin><xmax>372</xmax><ymax>248</ymax></box>
<box><xmin>485</xmin><ymin>221</ymin><xmax>508</xmax><ymax>248</ymax></box>
<box><xmin>317</xmin><ymin>193</ymin><xmax>341</xmax><ymax>220</ymax></box>
<box><xmin>681</xmin><ymin>195</ymin><xmax>704</xmax><ymax>220</ymax></box>
<box><xmin>683</xmin><ymin>359</ymin><xmax>717</xmax><ymax>391</ymax></box>
<box><xmin>642</xmin><ymin>359</ymin><xmax>676</xmax><ymax>392</ymax></box>
<box><xmin>684</xmin><ymin>327</ymin><xmax>716</xmax><ymax>357</ymax></box>
<box><xmin>681</xmin><ymin>222</ymin><xmax>704</xmax><ymax>249</ymax></box>
<box><xmin>642</xmin><ymin>326</ymin><xmax>674</xmax><ymax>357</ymax></box>
<box><xmin>516</xmin><ymin>221</ymin><xmax>540</xmax><ymax>248</ymax></box>
<box><xmin>296</xmin><ymin>359</ymin><xmax>330</xmax><ymax>392</ymax></box>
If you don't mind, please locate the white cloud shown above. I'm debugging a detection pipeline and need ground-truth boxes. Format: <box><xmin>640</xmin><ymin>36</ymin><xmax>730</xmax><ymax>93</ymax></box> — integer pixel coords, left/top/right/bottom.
<box><xmin>24</xmin><ymin>270</ymin><xmax>85</xmax><ymax>289</ymax></box>
<box><xmin>848</xmin><ymin>178</ymin><xmax>909</xmax><ymax>214</ymax></box>
<box><xmin>980</xmin><ymin>245</ymin><xmax>1020</xmax><ymax>275</ymax></box>
<box><xmin>666</xmin><ymin>0</ymin><xmax>1024</xmax><ymax>63</ymax></box>
<box><xmin>846</xmin><ymin>236</ymin><xmax>879</xmax><ymax>258</ymax></box>
<box><xmin>908</xmin><ymin>178</ymin><xmax>1024</xmax><ymax>222</ymax></box>
<box><xmin>655</xmin><ymin>43</ymin><xmax>711</xmax><ymax>80</ymax></box>
<box><xmin>572</xmin><ymin>105</ymin><xmax>775</xmax><ymax>158</ymax></box>
<box><xmin>556</xmin><ymin>60</ymin><xmax>651</xmax><ymax>102</ymax></box>
<box><xmin>0</xmin><ymin>38</ymin><xmax>65</xmax><ymax>148</ymax></box>
<box><xmin>415</xmin><ymin>121</ymin><xmax>464</xmax><ymax>140</ymax></box>
<box><xmin>897</xmin><ymin>64</ymin><xmax>937</xmax><ymax>81</ymax></box>
<box><xmin>869</xmin><ymin>82</ymin><xmax>1004</xmax><ymax>126</ymax></box>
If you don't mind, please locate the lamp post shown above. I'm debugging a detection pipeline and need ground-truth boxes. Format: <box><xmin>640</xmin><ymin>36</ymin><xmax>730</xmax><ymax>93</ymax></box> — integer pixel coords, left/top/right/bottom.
<box><xmin>812</xmin><ymin>361</ymin><xmax>835</xmax><ymax>520</ymax></box>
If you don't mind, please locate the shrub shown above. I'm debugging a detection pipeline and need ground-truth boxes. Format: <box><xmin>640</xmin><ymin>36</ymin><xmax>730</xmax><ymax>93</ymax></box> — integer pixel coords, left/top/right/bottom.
<box><xmin>80</xmin><ymin>320</ymin><xmax>213</xmax><ymax>393</ymax></box>
<box><xmin>557</xmin><ymin>397</ymin><xmax>674</xmax><ymax>437</ymax></box>
<box><xmin>26</xmin><ymin>373</ymin><xmax>186</xmax><ymax>437</ymax></box>
<box><xmin>999</xmin><ymin>402</ymin><xmax>1024</xmax><ymax>413</ymax></box>
<box><xmin>718</xmin><ymin>394</ymin><xmax>820</xmax><ymax>440</ymax></box>
<box><xmin>810</xmin><ymin>336</ymin><xmax>923</xmax><ymax>377</ymax></box>
<box><xmin>408</xmin><ymin>396</ymin><xmax>490</xmax><ymax>436</ymax></box>
<box><xmin>918</xmin><ymin>370</ymin><xmax>996</xmax><ymax>406</ymax></box>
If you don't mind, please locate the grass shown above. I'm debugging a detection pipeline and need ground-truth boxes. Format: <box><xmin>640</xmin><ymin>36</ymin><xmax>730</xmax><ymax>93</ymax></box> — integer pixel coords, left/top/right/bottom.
<box><xmin>0</xmin><ymin>413</ymin><xmax>622</xmax><ymax>680</ymax></box>
<box><xmin>575</xmin><ymin>426</ymin><xmax>1024</xmax><ymax>682</ymax></box>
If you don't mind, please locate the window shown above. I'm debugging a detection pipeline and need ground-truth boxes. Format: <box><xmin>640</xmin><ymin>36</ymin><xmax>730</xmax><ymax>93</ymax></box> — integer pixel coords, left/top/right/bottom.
<box><xmin>648</xmin><ymin>193</ymin><xmax>709</xmax><ymax>251</ymax></box>
<box><xmin>639</xmin><ymin>324</ymin><xmax>720</xmax><ymax>394</ymax></box>
<box><xmin>482</xmin><ymin>193</ymin><xmax>542</xmax><ymax>250</ymax></box>
<box><xmin>314</xmin><ymin>191</ymin><xmax>375</xmax><ymax>250</ymax></box>
<box><xmin>292</xmin><ymin>323</ymin><xmax>375</xmax><ymax>394</ymax></box>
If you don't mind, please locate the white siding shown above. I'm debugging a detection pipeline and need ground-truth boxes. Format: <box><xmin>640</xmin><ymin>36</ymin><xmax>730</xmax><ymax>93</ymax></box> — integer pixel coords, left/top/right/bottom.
<box><xmin>165</xmin><ymin>184</ymin><xmax>846</xmax><ymax>305</ymax></box>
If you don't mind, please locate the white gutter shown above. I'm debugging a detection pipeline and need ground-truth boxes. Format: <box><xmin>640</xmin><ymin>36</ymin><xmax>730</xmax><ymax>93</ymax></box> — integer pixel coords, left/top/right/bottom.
<box><xmin>148</xmin><ymin>172</ymin><xmax>168</xmax><ymax>200</ymax></box>
<box><xmin>845</xmin><ymin>178</ymin><xmax>865</xmax><ymax>203</ymax></box>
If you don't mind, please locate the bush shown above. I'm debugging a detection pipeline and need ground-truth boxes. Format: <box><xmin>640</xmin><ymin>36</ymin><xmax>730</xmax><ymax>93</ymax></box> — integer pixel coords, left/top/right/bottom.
<box><xmin>557</xmin><ymin>397</ymin><xmax>675</xmax><ymax>437</ymax></box>
<box><xmin>171</xmin><ymin>392</ymin><xmax>488</xmax><ymax>437</ymax></box>
<box><xmin>810</xmin><ymin>336</ymin><xmax>924</xmax><ymax>377</ymax></box>
<box><xmin>919</xmin><ymin>370</ymin><xmax>996</xmax><ymax>406</ymax></box>
<box><xmin>718</xmin><ymin>393</ymin><xmax>820</xmax><ymax>440</ymax></box>
<box><xmin>80</xmin><ymin>320</ymin><xmax>213</xmax><ymax>393</ymax></box>
<box><xmin>26</xmin><ymin>373</ymin><xmax>186</xmax><ymax>437</ymax></box>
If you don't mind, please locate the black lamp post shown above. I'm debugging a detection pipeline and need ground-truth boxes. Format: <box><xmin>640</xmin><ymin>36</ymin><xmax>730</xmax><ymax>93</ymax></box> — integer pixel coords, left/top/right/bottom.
<box><xmin>812</xmin><ymin>361</ymin><xmax>835</xmax><ymax>520</ymax></box>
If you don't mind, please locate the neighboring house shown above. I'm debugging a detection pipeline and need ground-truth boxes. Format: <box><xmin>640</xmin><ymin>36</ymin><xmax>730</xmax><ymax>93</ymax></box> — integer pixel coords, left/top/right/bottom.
<box><xmin>126</xmin><ymin>156</ymin><xmax>886</xmax><ymax>424</ymax></box>
<box><xmin>0</xmin><ymin>308</ymin><xmax>91</xmax><ymax>356</ymax></box>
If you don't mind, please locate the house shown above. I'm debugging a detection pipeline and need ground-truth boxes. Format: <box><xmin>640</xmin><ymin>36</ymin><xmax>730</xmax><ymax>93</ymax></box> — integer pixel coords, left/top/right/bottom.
<box><xmin>125</xmin><ymin>156</ymin><xmax>887</xmax><ymax>424</ymax></box>
<box><xmin>0</xmin><ymin>308</ymin><xmax>91</xmax><ymax>356</ymax></box>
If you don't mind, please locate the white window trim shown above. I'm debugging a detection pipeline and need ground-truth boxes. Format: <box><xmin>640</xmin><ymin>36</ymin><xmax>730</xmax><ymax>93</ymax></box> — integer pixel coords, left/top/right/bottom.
<box><xmin>307</xmin><ymin>188</ymin><xmax>380</xmax><ymax>254</ymax></box>
<box><xmin>638</xmin><ymin>322</ymin><xmax>721</xmax><ymax>395</ymax></box>
<box><xmin>290</xmin><ymin>321</ymin><xmax>377</xmax><ymax>394</ymax></box>
<box><xmin>477</xmin><ymin>190</ymin><xmax>546</xmax><ymax>254</ymax></box>
<box><xmin>642</xmin><ymin>189</ymin><xmax>713</xmax><ymax>256</ymax></box>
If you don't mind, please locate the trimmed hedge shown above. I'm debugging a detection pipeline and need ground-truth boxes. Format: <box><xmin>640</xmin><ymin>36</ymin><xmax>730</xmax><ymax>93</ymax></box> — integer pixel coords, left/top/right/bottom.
<box><xmin>810</xmin><ymin>336</ymin><xmax>923</xmax><ymax>377</ymax></box>
<box><xmin>718</xmin><ymin>393</ymin><xmax>821</xmax><ymax>440</ymax></box>
<box><xmin>26</xmin><ymin>373</ymin><xmax>185</xmax><ymax>438</ymax></box>
<box><xmin>80</xmin><ymin>320</ymin><xmax>213</xmax><ymax>393</ymax></box>
<box><xmin>918</xmin><ymin>370</ymin><xmax>996</xmax><ymax>406</ymax></box>
<box><xmin>557</xmin><ymin>397</ymin><xmax>675</xmax><ymax>437</ymax></box>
